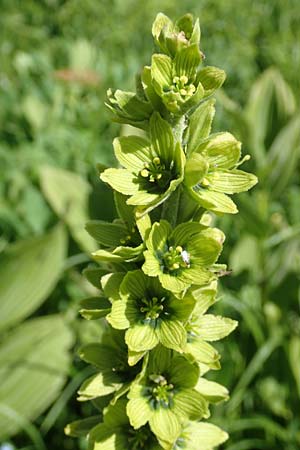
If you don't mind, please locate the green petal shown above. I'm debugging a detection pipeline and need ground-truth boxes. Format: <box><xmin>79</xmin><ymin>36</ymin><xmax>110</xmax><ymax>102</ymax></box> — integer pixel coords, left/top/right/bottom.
<box><xmin>107</xmin><ymin>299</ymin><xmax>137</xmax><ymax>329</ymax></box>
<box><xmin>171</xmin><ymin>222</ymin><xmax>205</xmax><ymax>245</ymax></box>
<box><xmin>65</xmin><ymin>416</ymin><xmax>101</xmax><ymax>438</ymax></box>
<box><xmin>189</xmin><ymin>187</ymin><xmax>238</xmax><ymax>214</ymax></box>
<box><xmin>178</xmin><ymin>267</ymin><xmax>213</xmax><ymax>286</ymax></box>
<box><xmin>174</xmin><ymin>44</ymin><xmax>201</xmax><ymax>79</ymax></box>
<box><xmin>103</xmin><ymin>398</ymin><xmax>129</xmax><ymax>427</ymax></box>
<box><xmin>150</xmin><ymin>112</ymin><xmax>174</xmax><ymax>162</ymax></box>
<box><xmin>85</xmin><ymin>220</ymin><xmax>126</xmax><ymax>247</ymax></box>
<box><xmin>189</xmin><ymin>227</ymin><xmax>224</xmax><ymax>265</ymax></box>
<box><xmin>206</xmin><ymin>169</ymin><xmax>258</xmax><ymax>194</ymax></box>
<box><xmin>173</xmin><ymin>388</ymin><xmax>209</xmax><ymax>420</ymax></box>
<box><xmin>127</xmin><ymin>190</ymin><xmax>160</xmax><ymax>206</ymax></box>
<box><xmin>101</xmin><ymin>272</ymin><xmax>125</xmax><ymax>302</ymax></box>
<box><xmin>185</xmin><ymin>339</ymin><xmax>221</xmax><ymax>369</ymax></box>
<box><xmin>160</xmin><ymin>272</ymin><xmax>189</xmax><ymax>293</ymax></box>
<box><xmin>136</xmin><ymin>213</ymin><xmax>152</xmax><ymax>240</ymax></box>
<box><xmin>197</xmin><ymin>66</ymin><xmax>226</xmax><ymax>97</ymax></box>
<box><xmin>125</xmin><ymin>324</ymin><xmax>159</xmax><ymax>352</ymax></box>
<box><xmin>168</xmin><ymin>294</ymin><xmax>195</xmax><ymax>322</ymax></box>
<box><xmin>187</xmin><ymin>99</ymin><xmax>216</xmax><ymax>155</ymax></box>
<box><xmin>149</xmin><ymin>408</ymin><xmax>181</xmax><ymax>443</ymax></box>
<box><xmin>127</xmin><ymin>396</ymin><xmax>152</xmax><ymax>429</ymax></box>
<box><xmin>113</xmin><ymin>135</ymin><xmax>151</xmax><ymax>171</ymax></box>
<box><xmin>79</xmin><ymin>297</ymin><xmax>111</xmax><ymax>320</ymax></box>
<box><xmin>100</xmin><ymin>168</ymin><xmax>138</xmax><ymax>195</ymax></box>
<box><xmin>184</xmin><ymin>153</ymin><xmax>209</xmax><ymax>187</ymax></box>
<box><xmin>148</xmin><ymin>345</ymin><xmax>172</xmax><ymax>373</ymax></box>
<box><xmin>169</xmin><ymin>356</ymin><xmax>199</xmax><ymax>388</ymax></box>
<box><xmin>78</xmin><ymin>343</ymin><xmax>118</xmax><ymax>370</ymax></box>
<box><xmin>151</xmin><ymin>54</ymin><xmax>172</xmax><ymax>91</ymax></box>
<box><xmin>157</xmin><ymin>320</ymin><xmax>186</xmax><ymax>352</ymax></box>
<box><xmin>89</xmin><ymin>424</ymin><xmax>127</xmax><ymax>450</ymax></box>
<box><xmin>128</xmin><ymin>349</ymin><xmax>146</xmax><ymax>366</ymax></box>
<box><xmin>180</xmin><ymin>422</ymin><xmax>228</xmax><ymax>450</ymax></box>
<box><xmin>120</xmin><ymin>270</ymin><xmax>148</xmax><ymax>299</ymax></box>
<box><xmin>199</xmin><ymin>132</ymin><xmax>241</xmax><ymax>168</ymax></box>
<box><xmin>83</xmin><ymin>267</ymin><xmax>107</xmax><ymax>289</ymax></box>
<box><xmin>190</xmin><ymin>283</ymin><xmax>217</xmax><ymax>315</ymax></box>
<box><xmin>196</xmin><ymin>377</ymin><xmax>229</xmax><ymax>403</ymax></box>
<box><xmin>146</xmin><ymin>220</ymin><xmax>171</xmax><ymax>253</ymax></box>
<box><xmin>142</xmin><ymin>250</ymin><xmax>161</xmax><ymax>277</ymax></box>
<box><xmin>196</xmin><ymin>314</ymin><xmax>238</xmax><ymax>341</ymax></box>
<box><xmin>114</xmin><ymin>192</ymin><xmax>135</xmax><ymax>228</ymax></box>
<box><xmin>77</xmin><ymin>372</ymin><xmax>122</xmax><ymax>401</ymax></box>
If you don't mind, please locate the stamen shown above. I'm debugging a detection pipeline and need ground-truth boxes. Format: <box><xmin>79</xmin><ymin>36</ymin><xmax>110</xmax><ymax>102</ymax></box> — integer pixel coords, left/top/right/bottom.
<box><xmin>140</xmin><ymin>168</ymin><xmax>149</xmax><ymax>177</ymax></box>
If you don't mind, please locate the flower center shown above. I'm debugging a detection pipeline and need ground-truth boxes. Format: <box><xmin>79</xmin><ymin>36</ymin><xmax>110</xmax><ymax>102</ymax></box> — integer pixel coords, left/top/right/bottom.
<box><xmin>140</xmin><ymin>296</ymin><xmax>166</xmax><ymax>321</ymax></box>
<box><xmin>163</xmin><ymin>245</ymin><xmax>190</xmax><ymax>272</ymax></box>
<box><xmin>172</xmin><ymin>75</ymin><xmax>196</xmax><ymax>98</ymax></box>
<box><xmin>139</xmin><ymin>157</ymin><xmax>173</xmax><ymax>193</ymax></box>
<box><xmin>147</xmin><ymin>374</ymin><xmax>175</xmax><ymax>409</ymax></box>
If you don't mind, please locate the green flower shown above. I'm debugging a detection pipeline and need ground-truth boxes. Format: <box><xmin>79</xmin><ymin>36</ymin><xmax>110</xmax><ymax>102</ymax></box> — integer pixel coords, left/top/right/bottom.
<box><xmin>127</xmin><ymin>347</ymin><xmax>209</xmax><ymax>444</ymax></box>
<box><xmin>77</xmin><ymin>328</ymin><xmax>141</xmax><ymax>402</ymax></box>
<box><xmin>152</xmin><ymin>13</ymin><xmax>201</xmax><ymax>58</ymax></box>
<box><xmin>143</xmin><ymin>220</ymin><xmax>224</xmax><ymax>293</ymax></box>
<box><xmin>107</xmin><ymin>270</ymin><xmax>195</xmax><ymax>354</ymax></box>
<box><xmin>184</xmin><ymin>132</ymin><xmax>258</xmax><ymax>214</ymax></box>
<box><xmin>150</xmin><ymin>44</ymin><xmax>225</xmax><ymax>114</ymax></box>
<box><xmin>100</xmin><ymin>112</ymin><xmax>185</xmax><ymax>215</ymax></box>
<box><xmin>185</xmin><ymin>282</ymin><xmax>238</xmax><ymax>370</ymax></box>
<box><xmin>159</xmin><ymin>420</ymin><xmax>228</xmax><ymax>450</ymax></box>
<box><xmin>88</xmin><ymin>398</ymin><xmax>161</xmax><ymax>450</ymax></box>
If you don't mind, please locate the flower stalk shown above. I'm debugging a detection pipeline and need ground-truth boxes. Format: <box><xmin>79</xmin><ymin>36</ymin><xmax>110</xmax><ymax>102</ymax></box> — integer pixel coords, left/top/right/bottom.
<box><xmin>66</xmin><ymin>12</ymin><xmax>257</xmax><ymax>449</ymax></box>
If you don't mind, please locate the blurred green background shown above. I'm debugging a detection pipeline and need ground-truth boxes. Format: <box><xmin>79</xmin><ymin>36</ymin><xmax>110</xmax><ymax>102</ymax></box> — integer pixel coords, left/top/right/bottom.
<box><xmin>0</xmin><ymin>0</ymin><xmax>299</xmax><ymax>449</ymax></box>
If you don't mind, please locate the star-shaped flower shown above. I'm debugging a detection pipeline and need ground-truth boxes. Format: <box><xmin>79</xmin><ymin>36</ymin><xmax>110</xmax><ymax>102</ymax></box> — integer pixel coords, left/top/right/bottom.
<box><xmin>143</xmin><ymin>220</ymin><xmax>224</xmax><ymax>293</ymax></box>
<box><xmin>184</xmin><ymin>132</ymin><xmax>258</xmax><ymax>214</ymax></box>
<box><xmin>127</xmin><ymin>347</ymin><xmax>209</xmax><ymax>444</ymax></box>
<box><xmin>100</xmin><ymin>112</ymin><xmax>185</xmax><ymax>215</ymax></box>
<box><xmin>107</xmin><ymin>270</ymin><xmax>195</xmax><ymax>354</ymax></box>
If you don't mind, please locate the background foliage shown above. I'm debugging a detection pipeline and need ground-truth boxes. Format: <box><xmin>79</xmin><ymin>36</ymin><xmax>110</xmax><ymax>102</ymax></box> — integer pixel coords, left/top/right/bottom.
<box><xmin>0</xmin><ymin>0</ymin><xmax>299</xmax><ymax>449</ymax></box>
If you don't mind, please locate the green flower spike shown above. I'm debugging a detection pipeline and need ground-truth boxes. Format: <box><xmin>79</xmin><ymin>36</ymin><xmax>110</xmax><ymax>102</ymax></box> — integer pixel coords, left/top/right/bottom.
<box><xmin>127</xmin><ymin>347</ymin><xmax>209</xmax><ymax>444</ymax></box>
<box><xmin>107</xmin><ymin>270</ymin><xmax>195</xmax><ymax>354</ymax></box>
<box><xmin>77</xmin><ymin>328</ymin><xmax>141</xmax><ymax>403</ymax></box>
<box><xmin>185</xmin><ymin>132</ymin><xmax>258</xmax><ymax>214</ymax></box>
<box><xmin>100</xmin><ymin>112</ymin><xmax>185</xmax><ymax>215</ymax></box>
<box><xmin>88</xmin><ymin>398</ymin><xmax>161</xmax><ymax>450</ymax></box>
<box><xmin>143</xmin><ymin>220</ymin><xmax>224</xmax><ymax>293</ymax></box>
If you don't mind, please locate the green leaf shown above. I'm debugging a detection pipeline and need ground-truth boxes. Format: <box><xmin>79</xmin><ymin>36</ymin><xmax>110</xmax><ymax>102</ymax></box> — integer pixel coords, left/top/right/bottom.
<box><xmin>125</xmin><ymin>324</ymin><xmax>159</xmax><ymax>352</ymax></box>
<box><xmin>157</xmin><ymin>320</ymin><xmax>186</xmax><ymax>352</ymax></box>
<box><xmin>86</xmin><ymin>221</ymin><xmax>127</xmax><ymax>247</ymax></box>
<box><xmin>151</xmin><ymin>54</ymin><xmax>172</xmax><ymax>92</ymax></box>
<box><xmin>40</xmin><ymin>166</ymin><xmax>95</xmax><ymax>252</ymax></box>
<box><xmin>83</xmin><ymin>267</ymin><xmax>107</xmax><ymax>289</ymax></box>
<box><xmin>206</xmin><ymin>169</ymin><xmax>258</xmax><ymax>194</ymax></box>
<box><xmin>100</xmin><ymin>168</ymin><xmax>138</xmax><ymax>196</ymax></box>
<box><xmin>197</xmin><ymin>66</ymin><xmax>226</xmax><ymax>97</ymax></box>
<box><xmin>0</xmin><ymin>315</ymin><xmax>73</xmax><ymax>440</ymax></box>
<box><xmin>79</xmin><ymin>297</ymin><xmax>111</xmax><ymax>320</ymax></box>
<box><xmin>149</xmin><ymin>408</ymin><xmax>181</xmax><ymax>443</ymax></box>
<box><xmin>88</xmin><ymin>424</ymin><xmax>126</xmax><ymax>450</ymax></box>
<box><xmin>0</xmin><ymin>225</ymin><xmax>66</xmax><ymax>332</ymax></box>
<box><xmin>196</xmin><ymin>378</ymin><xmax>229</xmax><ymax>403</ymax></box>
<box><xmin>196</xmin><ymin>314</ymin><xmax>238</xmax><ymax>341</ymax></box>
<box><xmin>187</xmin><ymin>99</ymin><xmax>216</xmax><ymax>155</ymax></box>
